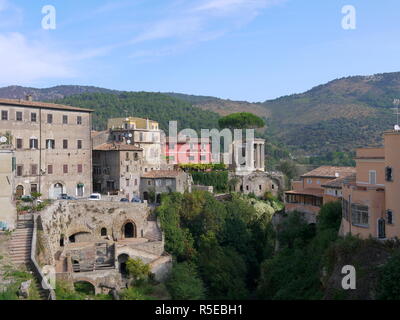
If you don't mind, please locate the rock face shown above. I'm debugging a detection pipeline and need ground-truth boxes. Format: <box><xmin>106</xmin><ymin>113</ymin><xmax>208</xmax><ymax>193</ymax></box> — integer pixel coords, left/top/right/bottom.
<box><xmin>18</xmin><ymin>280</ymin><xmax>32</xmax><ymax>299</ymax></box>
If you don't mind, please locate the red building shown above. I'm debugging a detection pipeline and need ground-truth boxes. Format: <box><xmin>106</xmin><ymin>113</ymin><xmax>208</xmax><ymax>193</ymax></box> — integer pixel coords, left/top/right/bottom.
<box><xmin>165</xmin><ymin>136</ymin><xmax>212</xmax><ymax>165</ymax></box>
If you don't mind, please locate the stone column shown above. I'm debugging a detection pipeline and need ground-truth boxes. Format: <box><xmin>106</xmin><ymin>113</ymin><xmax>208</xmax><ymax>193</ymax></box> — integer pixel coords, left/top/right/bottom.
<box><xmin>261</xmin><ymin>143</ymin><xmax>265</xmax><ymax>171</ymax></box>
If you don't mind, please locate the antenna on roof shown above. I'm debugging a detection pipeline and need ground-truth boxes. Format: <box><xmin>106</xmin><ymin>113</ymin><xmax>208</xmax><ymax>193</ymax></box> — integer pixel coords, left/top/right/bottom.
<box><xmin>393</xmin><ymin>99</ymin><xmax>400</xmax><ymax>131</ymax></box>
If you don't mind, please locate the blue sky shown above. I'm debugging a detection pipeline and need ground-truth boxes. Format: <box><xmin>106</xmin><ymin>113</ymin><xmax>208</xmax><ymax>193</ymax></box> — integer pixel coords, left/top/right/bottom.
<box><xmin>0</xmin><ymin>0</ymin><xmax>399</xmax><ymax>102</ymax></box>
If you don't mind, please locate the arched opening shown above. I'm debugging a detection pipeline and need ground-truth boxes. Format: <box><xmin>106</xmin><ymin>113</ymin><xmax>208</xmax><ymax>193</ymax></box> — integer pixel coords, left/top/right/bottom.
<box><xmin>123</xmin><ymin>221</ymin><xmax>136</xmax><ymax>239</ymax></box>
<box><xmin>16</xmin><ymin>185</ymin><xmax>24</xmax><ymax>198</ymax></box>
<box><xmin>143</xmin><ymin>192</ymin><xmax>149</xmax><ymax>201</ymax></box>
<box><xmin>74</xmin><ymin>281</ymin><xmax>95</xmax><ymax>295</ymax></box>
<box><xmin>69</xmin><ymin>232</ymin><xmax>91</xmax><ymax>243</ymax></box>
<box><xmin>60</xmin><ymin>235</ymin><xmax>64</xmax><ymax>247</ymax></box>
<box><xmin>100</xmin><ymin>228</ymin><xmax>107</xmax><ymax>236</ymax></box>
<box><xmin>118</xmin><ymin>254</ymin><xmax>129</xmax><ymax>277</ymax></box>
<box><xmin>156</xmin><ymin>194</ymin><xmax>161</xmax><ymax>204</ymax></box>
<box><xmin>54</xmin><ymin>183</ymin><xmax>63</xmax><ymax>199</ymax></box>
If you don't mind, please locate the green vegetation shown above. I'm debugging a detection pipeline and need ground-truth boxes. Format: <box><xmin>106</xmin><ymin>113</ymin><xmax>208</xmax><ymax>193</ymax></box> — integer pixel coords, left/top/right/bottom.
<box><xmin>0</xmin><ymin>268</ymin><xmax>41</xmax><ymax>300</ymax></box>
<box><xmin>157</xmin><ymin>191</ymin><xmax>280</xmax><ymax>299</ymax></box>
<box><xmin>218</xmin><ymin>112</ymin><xmax>265</xmax><ymax>129</ymax></box>
<box><xmin>56</xmin><ymin>92</ymin><xmax>220</xmax><ymax>132</ymax></box>
<box><xmin>126</xmin><ymin>258</ymin><xmax>151</xmax><ymax>283</ymax></box>
<box><xmin>179</xmin><ymin>163</ymin><xmax>227</xmax><ymax>171</ymax></box>
<box><xmin>191</xmin><ymin>171</ymin><xmax>229</xmax><ymax>193</ymax></box>
<box><xmin>257</xmin><ymin>201</ymin><xmax>342</xmax><ymax>300</ymax></box>
<box><xmin>166</xmin><ymin>262</ymin><xmax>205</xmax><ymax>300</ymax></box>
<box><xmin>297</xmin><ymin>151</ymin><xmax>356</xmax><ymax>167</ymax></box>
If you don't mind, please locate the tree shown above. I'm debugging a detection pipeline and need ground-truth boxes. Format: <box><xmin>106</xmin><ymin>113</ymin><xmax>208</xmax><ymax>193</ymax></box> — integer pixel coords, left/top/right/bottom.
<box><xmin>218</xmin><ymin>112</ymin><xmax>265</xmax><ymax>130</ymax></box>
<box><xmin>126</xmin><ymin>258</ymin><xmax>151</xmax><ymax>282</ymax></box>
<box><xmin>277</xmin><ymin>160</ymin><xmax>298</xmax><ymax>182</ymax></box>
<box><xmin>378</xmin><ymin>253</ymin><xmax>400</xmax><ymax>300</ymax></box>
<box><xmin>166</xmin><ymin>262</ymin><xmax>205</xmax><ymax>300</ymax></box>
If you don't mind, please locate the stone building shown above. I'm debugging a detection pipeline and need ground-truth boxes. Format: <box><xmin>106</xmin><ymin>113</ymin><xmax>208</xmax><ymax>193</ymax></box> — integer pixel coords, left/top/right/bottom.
<box><xmin>0</xmin><ymin>98</ymin><xmax>93</xmax><ymax>199</ymax></box>
<box><xmin>231</xmin><ymin>171</ymin><xmax>283</xmax><ymax>198</ymax></box>
<box><xmin>107</xmin><ymin>117</ymin><xmax>165</xmax><ymax>172</ymax></box>
<box><xmin>0</xmin><ymin>145</ymin><xmax>16</xmax><ymax>230</ymax></box>
<box><xmin>140</xmin><ymin>170</ymin><xmax>192</xmax><ymax>203</ymax></box>
<box><xmin>34</xmin><ymin>200</ymin><xmax>171</xmax><ymax>294</ymax></box>
<box><xmin>92</xmin><ymin>142</ymin><xmax>145</xmax><ymax>198</ymax></box>
<box><xmin>230</xmin><ymin>138</ymin><xmax>265</xmax><ymax>175</ymax></box>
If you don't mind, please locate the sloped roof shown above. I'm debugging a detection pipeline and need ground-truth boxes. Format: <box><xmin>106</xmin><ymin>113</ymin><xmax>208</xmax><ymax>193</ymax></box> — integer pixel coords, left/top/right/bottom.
<box><xmin>301</xmin><ymin>166</ymin><xmax>356</xmax><ymax>179</ymax></box>
<box><xmin>141</xmin><ymin>170</ymin><xmax>182</xmax><ymax>178</ymax></box>
<box><xmin>285</xmin><ymin>188</ymin><xmax>324</xmax><ymax>197</ymax></box>
<box><xmin>93</xmin><ymin>143</ymin><xmax>142</xmax><ymax>151</ymax></box>
<box><xmin>0</xmin><ymin>98</ymin><xmax>93</xmax><ymax>112</ymax></box>
<box><xmin>321</xmin><ymin>173</ymin><xmax>356</xmax><ymax>189</ymax></box>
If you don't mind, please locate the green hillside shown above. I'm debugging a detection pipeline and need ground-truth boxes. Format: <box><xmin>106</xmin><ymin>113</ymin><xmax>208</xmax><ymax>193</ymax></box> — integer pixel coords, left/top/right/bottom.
<box><xmin>55</xmin><ymin>92</ymin><xmax>221</xmax><ymax>132</ymax></box>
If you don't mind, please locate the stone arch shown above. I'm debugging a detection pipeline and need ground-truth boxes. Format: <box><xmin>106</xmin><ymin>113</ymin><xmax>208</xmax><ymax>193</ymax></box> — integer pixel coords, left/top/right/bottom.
<box><xmin>100</xmin><ymin>227</ymin><xmax>107</xmax><ymax>237</ymax></box>
<box><xmin>68</xmin><ymin>231</ymin><xmax>92</xmax><ymax>243</ymax></box>
<box><xmin>117</xmin><ymin>254</ymin><xmax>129</xmax><ymax>277</ymax></box>
<box><xmin>122</xmin><ymin>220</ymin><xmax>137</xmax><ymax>239</ymax></box>
<box><xmin>73</xmin><ymin>278</ymin><xmax>97</xmax><ymax>295</ymax></box>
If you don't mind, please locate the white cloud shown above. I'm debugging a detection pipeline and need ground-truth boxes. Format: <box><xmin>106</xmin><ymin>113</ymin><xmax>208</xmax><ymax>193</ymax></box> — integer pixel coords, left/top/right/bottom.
<box><xmin>0</xmin><ymin>33</ymin><xmax>76</xmax><ymax>85</ymax></box>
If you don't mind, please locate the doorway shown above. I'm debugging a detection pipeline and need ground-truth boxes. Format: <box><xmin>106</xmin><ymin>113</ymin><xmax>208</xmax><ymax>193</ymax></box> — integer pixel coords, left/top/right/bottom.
<box><xmin>378</xmin><ymin>218</ymin><xmax>386</xmax><ymax>239</ymax></box>
<box><xmin>123</xmin><ymin>222</ymin><xmax>136</xmax><ymax>238</ymax></box>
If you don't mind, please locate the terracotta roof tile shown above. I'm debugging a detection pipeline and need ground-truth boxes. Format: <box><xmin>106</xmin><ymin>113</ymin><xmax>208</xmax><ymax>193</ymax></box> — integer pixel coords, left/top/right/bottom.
<box><xmin>0</xmin><ymin>98</ymin><xmax>93</xmax><ymax>112</ymax></box>
<box><xmin>321</xmin><ymin>173</ymin><xmax>356</xmax><ymax>188</ymax></box>
<box><xmin>301</xmin><ymin>166</ymin><xmax>356</xmax><ymax>179</ymax></box>
<box><xmin>141</xmin><ymin>170</ymin><xmax>182</xmax><ymax>178</ymax></box>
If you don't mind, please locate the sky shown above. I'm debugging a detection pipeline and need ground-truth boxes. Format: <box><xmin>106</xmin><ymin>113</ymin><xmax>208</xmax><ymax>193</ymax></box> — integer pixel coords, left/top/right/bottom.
<box><xmin>0</xmin><ymin>0</ymin><xmax>400</xmax><ymax>102</ymax></box>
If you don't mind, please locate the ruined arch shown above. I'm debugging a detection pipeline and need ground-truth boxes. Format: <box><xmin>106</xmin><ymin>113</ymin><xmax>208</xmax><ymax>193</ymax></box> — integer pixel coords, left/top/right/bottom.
<box><xmin>73</xmin><ymin>279</ymin><xmax>96</xmax><ymax>295</ymax></box>
<box><xmin>117</xmin><ymin>254</ymin><xmax>129</xmax><ymax>276</ymax></box>
<box><xmin>122</xmin><ymin>220</ymin><xmax>137</xmax><ymax>239</ymax></box>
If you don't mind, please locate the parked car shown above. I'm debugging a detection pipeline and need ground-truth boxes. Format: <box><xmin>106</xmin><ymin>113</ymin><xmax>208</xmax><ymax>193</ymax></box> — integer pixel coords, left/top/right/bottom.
<box><xmin>88</xmin><ymin>193</ymin><xmax>102</xmax><ymax>201</ymax></box>
<box><xmin>58</xmin><ymin>194</ymin><xmax>77</xmax><ymax>200</ymax></box>
<box><xmin>131</xmin><ymin>197</ymin><xmax>142</xmax><ymax>203</ymax></box>
<box><xmin>120</xmin><ymin>198</ymin><xmax>129</xmax><ymax>202</ymax></box>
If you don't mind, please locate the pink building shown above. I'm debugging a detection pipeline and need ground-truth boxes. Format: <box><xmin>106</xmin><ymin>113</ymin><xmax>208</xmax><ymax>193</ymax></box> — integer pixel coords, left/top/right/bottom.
<box><xmin>165</xmin><ymin>136</ymin><xmax>212</xmax><ymax>165</ymax></box>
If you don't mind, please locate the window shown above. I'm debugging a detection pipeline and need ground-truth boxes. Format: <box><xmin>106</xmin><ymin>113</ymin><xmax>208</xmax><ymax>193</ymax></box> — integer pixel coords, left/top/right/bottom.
<box><xmin>155</xmin><ymin>179</ymin><xmax>162</xmax><ymax>187</ymax></box>
<box><xmin>342</xmin><ymin>199</ymin><xmax>349</xmax><ymax>221</ymax></box>
<box><xmin>16</xmin><ymin>138</ymin><xmax>23</xmax><ymax>149</ymax></box>
<box><xmin>307</xmin><ymin>179</ymin><xmax>312</xmax><ymax>184</ymax></box>
<box><xmin>126</xmin><ymin>152</ymin><xmax>130</xmax><ymax>160</ymax></box>
<box><xmin>29</xmin><ymin>138</ymin><xmax>38</xmax><ymax>149</ymax></box>
<box><xmin>63</xmin><ymin>139</ymin><xmax>68</xmax><ymax>149</ymax></box>
<box><xmin>369</xmin><ymin>170</ymin><xmax>377</xmax><ymax>185</ymax></box>
<box><xmin>126</xmin><ymin>165</ymin><xmax>129</xmax><ymax>172</ymax></box>
<box><xmin>62</xmin><ymin>115</ymin><xmax>68</xmax><ymax>124</ymax></box>
<box><xmin>31</xmin><ymin>113</ymin><xmax>37</xmax><ymax>122</ymax></box>
<box><xmin>134</xmin><ymin>153</ymin><xmax>139</xmax><ymax>161</ymax></box>
<box><xmin>386</xmin><ymin>167</ymin><xmax>393</xmax><ymax>182</ymax></box>
<box><xmin>169</xmin><ymin>143</ymin><xmax>175</xmax><ymax>150</ymax></box>
<box><xmin>101</xmin><ymin>228</ymin><xmax>107</xmax><ymax>236</ymax></box>
<box><xmin>147</xmin><ymin>180</ymin><xmax>151</xmax><ymax>186</ymax></box>
<box><xmin>31</xmin><ymin>164</ymin><xmax>38</xmax><ymax>175</ymax></box>
<box><xmin>47</xmin><ymin>114</ymin><xmax>53</xmax><ymax>124</ymax></box>
<box><xmin>16</xmin><ymin>111</ymin><xmax>23</xmax><ymax>121</ymax></box>
<box><xmin>46</xmin><ymin>139</ymin><xmax>55</xmax><ymax>149</ymax></box>
<box><xmin>140</xmin><ymin>133</ymin><xmax>144</xmax><ymax>141</ymax></box>
<box><xmin>1</xmin><ymin>110</ymin><xmax>8</xmax><ymax>120</ymax></box>
<box><xmin>259</xmin><ymin>185</ymin><xmax>262</xmax><ymax>190</ymax></box>
<box><xmin>77</xmin><ymin>164</ymin><xmax>83</xmax><ymax>173</ymax></box>
<box><xmin>387</xmin><ymin>210</ymin><xmax>393</xmax><ymax>225</ymax></box>
<box><xmin>77</xmin><ymin>140</ymin><xmax>82</xmax><ymax>149</ymax></box>
<box><xmin>351</xmin><ymin>203</ymin><xmax>369</xmax><ymax>226</ymax></box>
<box><xmin>47</xmin><ymin>165</ymin><xmax>53</xmax><ymax>175</ymax></box>
<box><xmin>63</xmin><ymin>164</ymin><xmax>68</xmax><ymax>174</ymax></box>
<box><xmin>189</xmin><ymin>156</ymin><xmax>195</xmax><ymax>161</ymax></box>
<box><xmin>134</xmin><ymin>179</ymin><xmax>138</xmax><ymax>186</ymax></box>
<box><xmin>77</xmin><ymin>116</ymin><xmax>82</xmax><ymax>125</ymax></box>
<box><xmin>166</xmin><ymin>179</ymin><xmax>172</xmax><ymax>186</ymax></box>
<box><xmin>200</xmin><ymin>155</ymin><xmax>206</xmax><ymax>161</ymax></box>
<box><xmin>317</xmin><ymin>180</ymin><xmax>321</xmax><ymax>185</ymax></box>
<box><xmin>31</xmin><ymin>184</ymin><xmax>38</xmax><ymax>194</ymax></box>
<box><xmin>126</xmin><ymin>179</ymin><xmax>130</xmax><ymax>187</ymax></box>
<box><xmin>16</xmin><ymin>165</ymin><xmax>23</xmax><ymax>177</ymax></box>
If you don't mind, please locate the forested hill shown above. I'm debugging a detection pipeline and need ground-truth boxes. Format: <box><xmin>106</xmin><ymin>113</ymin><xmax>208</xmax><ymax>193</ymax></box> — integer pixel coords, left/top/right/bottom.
<box><xmin>54</xmin><ymin>92</ymin><xmax>221</xmax><ymax>132</ymax></box>
<box><xmin>263</xmin><ymin>72</ymin><xmax>400</xmax><ymax>155</ymax></box>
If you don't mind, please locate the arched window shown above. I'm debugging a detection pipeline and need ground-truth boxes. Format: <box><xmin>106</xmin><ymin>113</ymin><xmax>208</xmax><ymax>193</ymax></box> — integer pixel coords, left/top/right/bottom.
<box><xmin>101</xmin><ymin>228</ymin><xmax>107</xmax><ymax>236</ymax></box>
<box><xmin>123</xmin><ymin>221</ymin><xmax>136</xmax><ymax>238</ymax></box>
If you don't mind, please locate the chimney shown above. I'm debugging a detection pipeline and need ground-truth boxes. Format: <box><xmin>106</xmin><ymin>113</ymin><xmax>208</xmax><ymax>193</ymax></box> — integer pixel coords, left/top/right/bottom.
<box><xmin>26</xmin><ymin>95</ymin><xmax>33</xmax><ymax>102</ymax></box>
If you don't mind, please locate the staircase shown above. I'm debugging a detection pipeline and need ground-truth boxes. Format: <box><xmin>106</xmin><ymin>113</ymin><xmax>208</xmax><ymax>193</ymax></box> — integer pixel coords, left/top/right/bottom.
<box><xmin>8</xmin><ymin>219</ymin><xmax>48</xmax><ymax>300</ymax></box>
<box><xmin>9</xmin><ymin>220</ymin><xmax>33</xmax><ymax>265</ymax></box>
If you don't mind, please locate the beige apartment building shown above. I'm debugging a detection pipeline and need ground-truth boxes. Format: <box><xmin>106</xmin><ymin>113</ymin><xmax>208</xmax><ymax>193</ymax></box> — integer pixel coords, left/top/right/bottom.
<box><xmin>340</xmin><ymin>130</ymin><xmax>400</xmax><ymax>240</ymax></box>
<box><xmin>0</xmin><ymin>146</ymin><xmax>16</xmax><ymax>230</ymax></box>
<box><xmin>0</xmin><ymin>98</ymin><xmax>93</xmax><ymax>199</ymax></box>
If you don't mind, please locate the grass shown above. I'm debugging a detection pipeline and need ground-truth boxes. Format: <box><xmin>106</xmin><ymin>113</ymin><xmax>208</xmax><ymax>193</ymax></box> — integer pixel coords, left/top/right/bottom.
<box><xmin>0</xmin><ymin>267</ymin><xmax>41</xmax><ymax>300</ymax></box>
